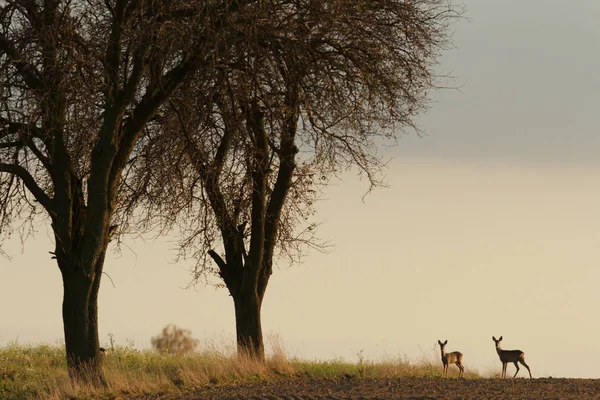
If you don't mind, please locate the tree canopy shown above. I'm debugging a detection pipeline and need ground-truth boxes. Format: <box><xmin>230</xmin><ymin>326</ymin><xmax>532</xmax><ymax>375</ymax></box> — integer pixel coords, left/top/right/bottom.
<box><xmin>0</xmin><ymin>0</ymin><xmax>234</xmax><ymax>381</ymax></box>
<box><xmin>130</xmin><ymin>0</ymin><xmax>462</xmax><ymax>359</ymax></box>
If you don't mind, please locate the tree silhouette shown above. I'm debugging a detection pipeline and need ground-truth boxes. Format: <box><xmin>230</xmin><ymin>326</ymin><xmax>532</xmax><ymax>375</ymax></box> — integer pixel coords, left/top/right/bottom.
<box><xmin>136</xmin><ymin>0</ymin><xmax>462</xmax><ymax>360</ymax></box>
<box><xmin>0</xmin><ymin>0</ymin><xmax>232</xmax><ymax>382</ymax></box>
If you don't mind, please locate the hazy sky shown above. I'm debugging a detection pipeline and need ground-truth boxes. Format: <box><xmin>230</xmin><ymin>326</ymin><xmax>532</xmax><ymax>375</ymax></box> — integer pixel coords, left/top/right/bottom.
<box><xmin>2</xmin><ymin>0</ymin><xmax>600</xmax><ymax>379</ymax></box>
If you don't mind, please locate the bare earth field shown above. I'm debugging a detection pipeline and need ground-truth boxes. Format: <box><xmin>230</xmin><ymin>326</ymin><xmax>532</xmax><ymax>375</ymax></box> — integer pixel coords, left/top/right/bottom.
<box><xmin>186</xmin><ymin>377</ymin><xmax>600</xmax><ymax>400</ymax></box>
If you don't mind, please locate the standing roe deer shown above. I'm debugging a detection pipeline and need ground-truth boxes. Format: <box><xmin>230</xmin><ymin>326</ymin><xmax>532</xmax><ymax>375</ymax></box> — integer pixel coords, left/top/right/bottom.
<box><xmin>438</xmin><ymin>339</ymin><xmax>464</xmax><ymax>378</ymax></box>
<box><xmin>492</xmin><ymin>336</ymin><xmax>532</xmax><ymax>379</ymax></box>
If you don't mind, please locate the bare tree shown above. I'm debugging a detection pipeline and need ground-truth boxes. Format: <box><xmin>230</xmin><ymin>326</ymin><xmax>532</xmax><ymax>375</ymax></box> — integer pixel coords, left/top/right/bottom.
<box><xmin>136</xmin><ymin>0</ymin><xmax>462</xmax><ymax>360</ymax></box>
<box><xmin>0</xmin><ymin>0</ymin><xmax>230</xmax><ymax>382</ymax></box>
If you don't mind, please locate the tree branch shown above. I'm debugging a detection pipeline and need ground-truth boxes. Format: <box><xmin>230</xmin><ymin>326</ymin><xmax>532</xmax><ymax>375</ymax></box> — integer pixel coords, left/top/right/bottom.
<box><xmin>213</xmin><ymin>95</ymin><xmax>235</xmax><ymax>176</ymax></box>
<box><xmin>246</xmin><ymin>101</ymin><xmax>269</xmax><ymax>284</ymax></box>
<box><xmin>0</xmin><ymin>118</ymin><xmax>41</xmax><ymax>137</ymax></box>
<box><xmin>116</xmin><ymin>42</ymin><xmax>148</xmax><ymax>108</ymax></box>
<box><xmin>0</xmin><ymin>140</ymin><xmax>23</xmax><ymax>149</ymax></box>
<box><xmin>110</xmin><ymin>55</ymin><xmax>204</xmax><ymax>185</ymax></box>
<box><xmin>178</xmin><ymin>101</ymin><xmax>233</xmax><ymax>237</ymax></box>
<box><xmin>0</xmin><ymin>118</ymin><xmax>52</xmax><ymax>171</ymax></box>
<box><xmin>259</xmin><ymin>85</ymin><xmax>300</xmax><ymax>297</ymax></box>
<box><xmin>207</xmin><ymin>249</ymin><xmax>227</xmax><ymax>272</ymax></box>
<box><xmin>104</xmin><ymin>0</ymin><xmax>127</xmax><ymax>101</ymax></box>
<box><xmin>0</xmin><ymin>32</ymin><xmax>43</xmax><ymax>90</ymax></box>
<box><xmin>26</xmin><ymin>137</ymin><xmax>52</xmax><ymax>171</ymax></box>
<box><xmin>0</xmin><ymin>163</ymin><xmax>52</xmax><ymax>212</ymax></box>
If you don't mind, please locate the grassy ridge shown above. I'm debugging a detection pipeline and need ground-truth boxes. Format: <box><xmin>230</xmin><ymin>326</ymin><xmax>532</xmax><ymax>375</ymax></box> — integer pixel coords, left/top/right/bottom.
<box><xmin>0</xmin><ymin>342</ymin><xmax>482</xmax><ymax>399</ymax></box>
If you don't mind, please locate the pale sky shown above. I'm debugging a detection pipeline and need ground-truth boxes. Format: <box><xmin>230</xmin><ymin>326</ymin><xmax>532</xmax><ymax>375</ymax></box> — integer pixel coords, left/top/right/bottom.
<box><xmin>2</xmin><ymin>0</ymin><xmax>600</xmax><ymax>379</ymax></box>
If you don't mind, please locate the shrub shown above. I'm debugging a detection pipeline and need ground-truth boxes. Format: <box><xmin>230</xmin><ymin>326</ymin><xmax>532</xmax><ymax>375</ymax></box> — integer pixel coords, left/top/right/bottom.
<box><xmin>151</xmin><ymin>324</ymin><xmax>199</xmax><ymax>355</ymax></box>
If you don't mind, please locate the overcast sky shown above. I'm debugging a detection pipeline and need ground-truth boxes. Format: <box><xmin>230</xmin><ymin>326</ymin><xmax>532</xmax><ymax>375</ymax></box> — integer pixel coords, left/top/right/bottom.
<box><xmin>2</xmin><ymin>0</ymin><xmax>600</xmax><ymax>379</ymax></box>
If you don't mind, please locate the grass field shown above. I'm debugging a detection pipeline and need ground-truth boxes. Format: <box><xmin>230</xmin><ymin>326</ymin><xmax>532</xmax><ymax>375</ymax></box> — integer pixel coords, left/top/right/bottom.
<box><xmin>0</xmin><ymin>340</ymin><xmax>482</xmax><ymax>399</ymax></box>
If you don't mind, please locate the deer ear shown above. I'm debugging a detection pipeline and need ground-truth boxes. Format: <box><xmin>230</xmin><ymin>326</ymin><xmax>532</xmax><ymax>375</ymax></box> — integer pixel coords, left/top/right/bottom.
<box><xmin>492</xmin><ymin>336</ymin><xmax>496</xmax><ymax>341</ymax></box>
<box><xmin>499</xmin><ymin>336</ymin><xmax>503</xmax><ymax>341</ymax></box>
<box><xmin>444</xmin><ymin>340</ymin><xmax>448</xmax><ymax>345</ymax></box>
<box><xmin>438</xmin><ymin>340</ymin><xmax>442</xmax><ymax>345</ymax></box>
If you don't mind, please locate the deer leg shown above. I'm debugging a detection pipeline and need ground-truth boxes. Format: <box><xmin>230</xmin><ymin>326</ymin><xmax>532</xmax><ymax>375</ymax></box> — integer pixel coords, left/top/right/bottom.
<box><xmin>512</xmin><ymin>361</ymin><xmax>520</xmax><ymax>378</ymax></box>
<box><xmin>457</xmin><ymin>362</ymin><xmax>464</xmax><ymax>378</ymax></box>
<box><xmin>519</xmin><ymin>359</ymin><xmax>532</xmax><ymax>379</ymax></box>
<box><xmin>501</xmin><ymin>363</ymin><xmax>506</xmax><ymax>379</ymax></box>
<box><xmin>444</xmin><ymin>363</ymin><xmax>448</xmax><ymax>378</ymax></box>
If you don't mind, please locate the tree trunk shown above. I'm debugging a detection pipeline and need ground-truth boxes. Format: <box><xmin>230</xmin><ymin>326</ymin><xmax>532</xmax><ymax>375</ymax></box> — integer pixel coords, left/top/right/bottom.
<box><xmin>233</xmin><ymin>287</ymin><xmax>264</xmax><ymax>360</ymax></box>
<box><xmin>60</xmin><ymin>260</ymin><xmax>104</xmax><ymax>384</ymax></box>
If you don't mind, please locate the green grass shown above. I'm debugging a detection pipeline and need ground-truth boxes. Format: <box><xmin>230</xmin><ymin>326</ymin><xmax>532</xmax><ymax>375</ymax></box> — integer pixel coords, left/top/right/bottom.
<box><xmin>0</xmin><ymin>341</ymin><xmax>483</xmax><ymax>399</ymax></box>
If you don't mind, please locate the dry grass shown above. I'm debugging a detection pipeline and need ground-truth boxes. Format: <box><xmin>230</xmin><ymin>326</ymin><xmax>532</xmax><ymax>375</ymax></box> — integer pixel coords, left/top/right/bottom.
<box><xmin>0</xmin><ymin>338</ymin><xmax>484</xmax><ymax>399</ymax></box>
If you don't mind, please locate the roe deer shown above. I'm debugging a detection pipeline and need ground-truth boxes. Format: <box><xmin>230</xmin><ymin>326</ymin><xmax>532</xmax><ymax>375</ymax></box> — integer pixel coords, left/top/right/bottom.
<box><xmin>438</xmin><ymin>339</ymin><xmax>464</xmax><ymax>378</ymax></box>
<box><xmin>492</xmin><ymin>336</ymin><xmax>532</xmax><ymax>379</ymax></box>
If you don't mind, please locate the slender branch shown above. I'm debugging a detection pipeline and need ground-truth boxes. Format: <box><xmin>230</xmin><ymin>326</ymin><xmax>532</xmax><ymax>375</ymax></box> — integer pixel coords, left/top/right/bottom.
<box><xmin>178</xmin><ymin>103</ymin><xmax>232</xmax><ymax>235</ymax></box>
<box><xmin>115</xmin><ymin>37</ymin><xmax>149</xmax><ymax>110</ymax></box>
<box><xmin>0</xmin><ymin>118</ymin><xmax>54</xmax><ymax>156</ymax></box>
<box><xmin>110</xmin><ymin>54</ymin><xmax>205</xmax><ymax>184</ymax></box>
<box><xmin>0</xmin><ymin>118</ymin><xmax>40</xmax><ymax>137</ymax></box>
<box><xmin>104</xmin><ymin>0</ymin><xmax>127</xmax><ymax>101</ymax></box>
<box><xmin>26</xmin><ymin>138</ymin><xmax>52</xmax><ymax>171</ymax></box>
<box><xmin>213</xmin><ymin>95</ymin><xmax>235</xmax><ymax>176</ymax></box>
<box><xmin>0</xmin><ymin>32</ymin><xmax>43</xmax><ymax>90</ymax></box>
<box><xmin>0</xmin><ymin>163</ymin><xmax>52</xmax><ymax>211</ymax></box>
<box><xmin>69</xmin><ymin>31</ymin><xmax>106</xmax><ymax>66</ymax></box>
<box><xmin>123</xmin><ymin>0</ymin><xmax>143</xmax><ymax>22</ymax></box>
<box><xmin>0</xmin><ymin>119</ymin><xmax>53</xmax><ymax>171</ymax></box>
<box><xmin>0</xmin><ymin>141</ymin><xmax>23</xmax><ymax>149</ymax></box>
<box><xmin>18</xmin><ymin>1</ymin><xmax>41</xmax><ymax>31</ymax></box>
<box><xmin>103</xmin><ymin>0</ymin><xmax>115</xmax><ymax>17</ymax></box>
<box><xmin>102</xmin><ymin>271</ymin><xmax>116</xmax><ymax>288</ymax></box>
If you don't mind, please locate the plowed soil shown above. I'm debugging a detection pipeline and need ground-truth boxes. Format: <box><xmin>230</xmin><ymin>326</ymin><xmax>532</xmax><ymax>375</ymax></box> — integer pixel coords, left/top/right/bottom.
<box><xmin>185</xmin><ymin>377</ymin><xmax>600</xmax><ymax>399</ymax></box>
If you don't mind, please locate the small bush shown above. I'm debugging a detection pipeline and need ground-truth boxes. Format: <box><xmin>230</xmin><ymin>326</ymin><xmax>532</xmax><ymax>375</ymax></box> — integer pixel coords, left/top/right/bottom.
<box><xmin>151</xmin><ymin>324</ymin><xmax>199</xmax><ymax>355</ymax></box>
